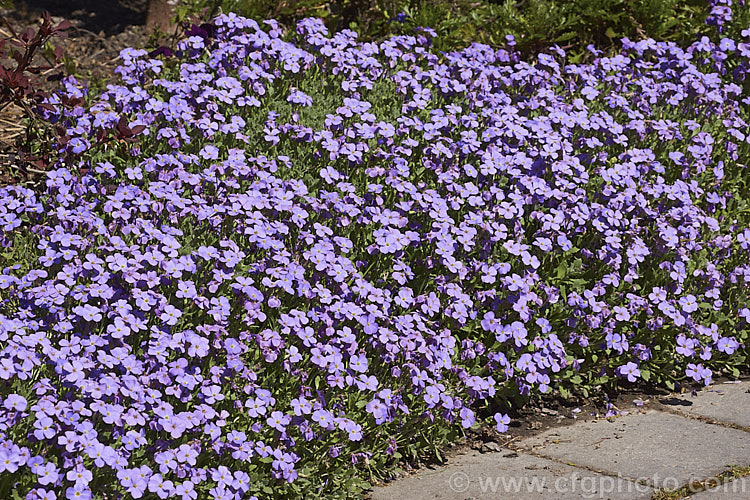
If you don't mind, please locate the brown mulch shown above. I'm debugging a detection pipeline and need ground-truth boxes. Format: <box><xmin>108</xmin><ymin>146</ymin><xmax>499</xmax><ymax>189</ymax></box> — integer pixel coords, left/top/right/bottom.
<box><xmin>0</xmin><ymin>0</ymin><xmax>171</xmax><ymax>186</ymax></box>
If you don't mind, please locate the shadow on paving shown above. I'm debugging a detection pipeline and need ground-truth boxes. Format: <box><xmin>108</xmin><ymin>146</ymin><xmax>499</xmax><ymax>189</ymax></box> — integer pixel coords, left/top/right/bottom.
<box><xmin>370</xmin><ymin>380</ymin><xmax>750</xmax><ymax>499</ymax></box>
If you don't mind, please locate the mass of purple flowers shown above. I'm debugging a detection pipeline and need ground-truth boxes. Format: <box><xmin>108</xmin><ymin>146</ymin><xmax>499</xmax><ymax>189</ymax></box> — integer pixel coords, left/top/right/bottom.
<box><xmin>0</xmin><ymin>2</ymin><xmax>749</xmax><ymax>497</ymax></box>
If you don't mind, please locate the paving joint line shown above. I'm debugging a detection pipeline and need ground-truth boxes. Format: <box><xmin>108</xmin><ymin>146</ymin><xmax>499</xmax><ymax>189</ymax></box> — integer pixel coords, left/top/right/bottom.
<box><xmin>650</xmin><ymin>402</ymin><xmax>750</xmax><ymax>434</ymax></box>
<box><xmin>650</xmin><ymin>465</ymin><xmax>750</xmax><ymax>499</ymax></box>
<box><xmin>505</xmin><ymin>440</ymin><xmax>655</xmax><ymax>489</ymax></box>
<box><xmin>506</xmin><ymin>407</ymin><xmax>750</xmax><ymax>492</ymax></box>
<box><xmin>507</xmin><ymin>440</ymin><xmax>735</xmax><ymax>494</ymax></box>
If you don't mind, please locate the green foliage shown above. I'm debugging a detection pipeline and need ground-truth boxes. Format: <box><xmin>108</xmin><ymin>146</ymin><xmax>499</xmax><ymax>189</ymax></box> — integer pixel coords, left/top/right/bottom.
<box><xmin>477</xmin><ymin>0</ymin><xmax>711</xmax><ymax>58</ymax></box>
<box><xmin>173</xmin><ymin>0</ymin><xmax>715</xmax><ymax>58</ymax></box>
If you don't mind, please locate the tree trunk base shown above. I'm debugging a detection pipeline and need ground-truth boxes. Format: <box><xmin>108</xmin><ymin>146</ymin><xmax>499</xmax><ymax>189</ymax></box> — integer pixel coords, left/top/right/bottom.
<box><xmin>146</xmin><ymin>0</ymin><xmax>177</xmax><ymax>33</ymax></box>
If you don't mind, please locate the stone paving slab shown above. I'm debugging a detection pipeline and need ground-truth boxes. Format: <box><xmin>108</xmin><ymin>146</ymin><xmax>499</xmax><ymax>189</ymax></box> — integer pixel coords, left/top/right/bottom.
<box><xmin>369</xmin><ymin>449</ymin><xmax>653</xmax><ymax>499</ymax></box>
<box><xmin>690</xmin><ymin>477</ymin><xmax>750</xmax><ymax>499</ymax></box>
<box><xmin>661</xmin><ymin>381</ymin><xmax>750</xmax><ymax>429</ymax></box>
<box><xmin>518</xmin><ymin>411</ymin><xmax>750</xmax><ymax>488</ymax></box>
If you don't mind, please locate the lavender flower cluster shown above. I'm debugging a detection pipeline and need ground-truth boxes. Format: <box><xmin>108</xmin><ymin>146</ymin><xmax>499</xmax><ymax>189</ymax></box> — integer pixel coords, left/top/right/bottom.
<box><xmin>1</xmin><ymin>4</ymin><xmax>749</xmax><ymax>498</ymax></box>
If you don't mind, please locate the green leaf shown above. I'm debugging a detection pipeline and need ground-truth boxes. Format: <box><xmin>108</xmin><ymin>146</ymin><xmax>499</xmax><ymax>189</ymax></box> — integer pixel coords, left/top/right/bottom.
<box><xmin>556</xmin><ymin>261</ymin><xmax>568</xmax><ymax>279</ymax></box>
<box><xmin>567</xmin><ymin>278</ymin><xmax>587</xmax><ymax>288</ymax></box>
<box><xmin>553</xmin><ymin>31</ymin><xmax>578</xmax><ymax>42</ymax></box>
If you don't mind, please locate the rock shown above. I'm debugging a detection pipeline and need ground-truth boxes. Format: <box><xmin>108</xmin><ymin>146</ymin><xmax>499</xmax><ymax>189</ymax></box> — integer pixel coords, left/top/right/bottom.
<box><xmin>480</xmin><ymin>442</ymin><xmax>502</xmax><ymax>453</ymax></box>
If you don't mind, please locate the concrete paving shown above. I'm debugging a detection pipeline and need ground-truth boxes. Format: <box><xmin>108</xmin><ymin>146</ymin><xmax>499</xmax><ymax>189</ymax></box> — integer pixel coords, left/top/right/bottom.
<box><xmin>369</xmin><ymin>381</ymin><xmax>750</xmax><ymax>500</ymax></box>
<box><xmin>660</xmin><ymin>381</ymin><xmax>750</xmax><ymax>429</ymax></box>
<box><xmin>519</xmin><ymin>410</ymin><xmax>750</xmax><ymax>488</ymax></box>
<box><xmin>369</xmin><ymin>449</ymin><xmax>653</xmax><ymax>500</ymax></box>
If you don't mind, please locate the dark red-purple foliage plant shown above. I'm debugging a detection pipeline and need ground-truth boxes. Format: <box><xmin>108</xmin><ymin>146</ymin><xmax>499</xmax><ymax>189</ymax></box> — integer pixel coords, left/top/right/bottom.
<box><xmin>0</xmin><ymin>12</ymin><xmax>70</xmax><ymax>174</ymax></box>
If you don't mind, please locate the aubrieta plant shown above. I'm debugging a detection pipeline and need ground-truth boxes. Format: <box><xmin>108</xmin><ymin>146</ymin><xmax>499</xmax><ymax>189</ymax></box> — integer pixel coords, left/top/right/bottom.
<box><xmin>1</xmin><ymin>0</ymin><xmax>750</xmax><ymax>498</ymax></box>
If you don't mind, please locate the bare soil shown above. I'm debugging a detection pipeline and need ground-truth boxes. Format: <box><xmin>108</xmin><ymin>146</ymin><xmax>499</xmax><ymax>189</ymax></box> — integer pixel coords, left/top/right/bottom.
<box><xmin>0</xmin><ymin>0</ymin><xmax>167</xmax><ymax>185</ymax></box>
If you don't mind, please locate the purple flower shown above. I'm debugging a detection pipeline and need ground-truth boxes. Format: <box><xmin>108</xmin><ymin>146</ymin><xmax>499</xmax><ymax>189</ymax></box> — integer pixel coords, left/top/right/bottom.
<box><xmin>618</xmin><ymin>362</ymin><xmax>640</xmax><ymax>382</ymax></box>
<box><xmin>148</xmin><ymin>474</ymin><xmax>175</xmax><ymax>499</ymax></box>
<box><xmin>66</xmin><ymin>485</ymin><xmax>92</xmax><ymax>500</ymax></box>
<box><xmin>312</xmin><ymin>409</ymin><xmax>335</xmax><ymax>430</ymax></box>
<box><xmin>33</xmin><ymin>461</ymin><xmax>60</xmax><ymax>486</ymax></box>
<box><xmin>459</xmin><ymin>408</ymin><xmax>475</xmax><ymax>428</ymax></box>
<box><xmin>494</xmin><ymin>413</ymin><xmax>510</xmax><ymax>433</ymax></box>
<box><xmin>4</xmin><ymin>394</ymin><xmax>27</xmax><ymax>412</ymax></box>
<box><xmin>679</xmin><ymin>294</ymin><xmax>699</xmax><ymax>313</ymax></box>
<box><xmin>33</xmin><ymin>417</ymin><xmax>57</xmax><ymax>440</ymax></box>
<box><xmin>349</xmin><ymin>354</ymin><xmax>368</xmax><ymax>373</ymax></box>
<box><xmin>267</xmin><ymin>411</ymin><xmax>291</xmax><ymax>432</ymax></box>
<box><xmin>716</xmin><ymin>337</ymin><xmax>739</xmax><ymax>354</ymax></box>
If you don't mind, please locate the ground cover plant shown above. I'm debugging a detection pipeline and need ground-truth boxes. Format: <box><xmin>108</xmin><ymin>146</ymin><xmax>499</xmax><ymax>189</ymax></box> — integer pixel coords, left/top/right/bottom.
<box><xmin>172</xmin><ymin>0</ymin><xmax>727</xmax><ymax>59</ymax></box>
<box><xmin>1</xmin><ymin>0</ymin><xmax>750</xmax><ymax>497</ymax></box>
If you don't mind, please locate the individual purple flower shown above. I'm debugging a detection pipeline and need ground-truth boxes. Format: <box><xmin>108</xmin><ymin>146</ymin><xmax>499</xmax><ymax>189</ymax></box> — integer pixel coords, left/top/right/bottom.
<box><xmin>494</xmin><ymin>413</ymin><xmax>510</xmax><ymax>433</ymax></box>
<box><xmin>716</xmin><ymin>337</ymin><xmax>739</xmax><ymax>354</ymax></box>
<box><xmin>34</xmin><ymin>461</ymin><xmax>60</xmax><ymax>486</ymax></box>
<box><xmin>0</xmin><ymin>448</ymin><xmax>20</xmax><ymax>473</ymax></box>
<box><xmin>66</xmin><ymin>485</ymin><xmax>92</xmax><ymax>500</ymax></box>
<box><xmin>618</xmin><ymin>362</ymin><xmax>640</xmax><ymax>382</ymax></box>
<box><xmin>312</xmin><ymin>409</ymin><xmax>335</xmax><ymax>430</ymax></box>
<box><xmin>72</xmin><ymin>304</ymin><xmax>102</xmax><ymax>322</ymax></box>
<box><xmin>159</xmin><ymin>304</ymin><xmax>182</xmax><ymax>325</ymax></box>
<box><xmin>267</xmin><ymin>411</ymin><xmax>291</xmax><ymax>432</ymax></box>
<box><xmin>349</xmin><ymin>354</ymin><xmax>368</xmax><ymax>373</ymax></box>
<box><xmin>4</xmin><ymin>394</ymin><xmax>27</xmax><ymax>412</ymax></box>
<box><xmin>613</xmin><ymin>306</ymin><xmax>630</xmax><ymax>322</ymax></box>
<box><xmin>175</xmin><ymin>481</ymin><xmax>198</xmax><ymax>500</ymax></box>
<box><xmin>67</xmin><ymin>467</ymin><xmax>93</xmax><ymax>487</ymax></box>
<box><xmin>459</xmin><ymin>408</ymin><xmax>475</xmax><ymax>428</ymax></box>
<box><xmin>148</xmin><ymin>474</ymin><xmax>175</xmax><ymax>499</ymax></box>
<box><xmin>679</xmin><ymin>294</ymin><xmax>699</xmax><ymax>313</ymax></box>
<box><xmin>33</xmin><ymin>416</ymin><xmax>57</xmax><ymax>440</ymax></box>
